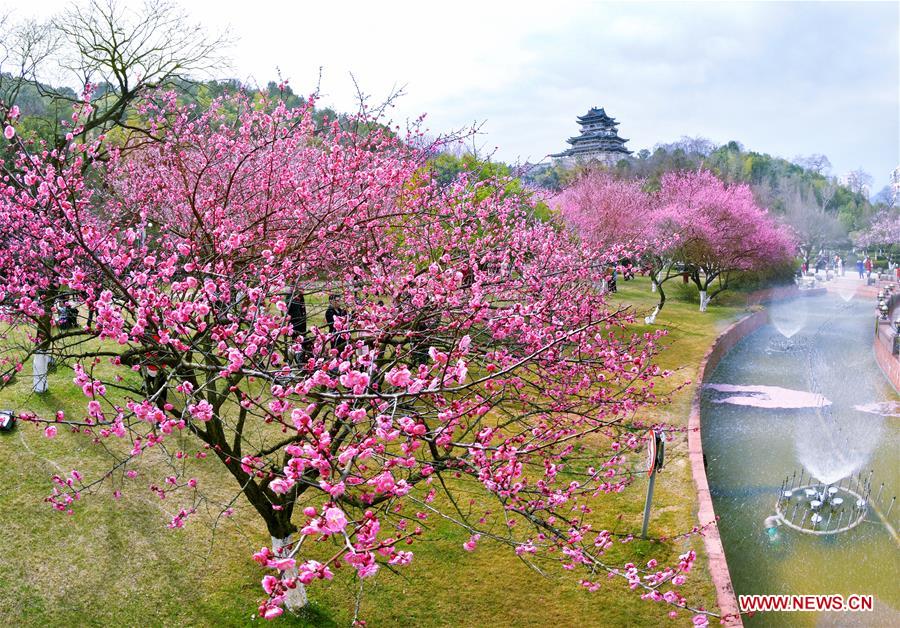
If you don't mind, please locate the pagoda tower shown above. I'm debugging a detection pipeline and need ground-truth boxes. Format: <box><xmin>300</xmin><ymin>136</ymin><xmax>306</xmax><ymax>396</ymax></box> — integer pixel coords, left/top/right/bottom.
<box><xmin>552</xmin><ymin>107</ymin><xmax>632</xmax><ymax>166</ymax></box>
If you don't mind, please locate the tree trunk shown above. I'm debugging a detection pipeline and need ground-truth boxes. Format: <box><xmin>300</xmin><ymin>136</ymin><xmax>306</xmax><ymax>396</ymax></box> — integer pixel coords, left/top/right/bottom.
<box><xmin>272</xmin><ymin>534</ymin><xmax>308</xmax><ymax>611</ymax></box>
<box><xmin>34</xmin><ymin>288</ymin><xmax>56</xmax><ymax>393</ymax></box>
<box><xmin>645</xmin><ymin>282</ymin><xmax>666</xmax><ymax>324</ymax></box>
<box><xmin>33</xmin><ymin>351</ymin><xmax>49</xmax><ymax>393</ymax></box>
<box><xmin>699</xmin><ymin>290</ymin><xmax>710</xmax><ymax>312</ymax></box>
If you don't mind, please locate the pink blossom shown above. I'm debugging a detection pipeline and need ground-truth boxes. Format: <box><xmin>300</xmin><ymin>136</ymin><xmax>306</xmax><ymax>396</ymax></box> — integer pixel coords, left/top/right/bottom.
<box><xmin>357</xmin><ymin>562</ymin><xmax>379</xmax><ymax>578</ymax></box>
<box><xmin>44</xmin><ymin>425</ymin><xmax>57</xmax><ymax>439</ymax></box>
<box><xmin>323</xmin><ymin>506</ymin><xmax>348</xmax><ymax>533</ymax></box>
<box><xmin>385</xmin><ymin>365</ymin><xmax>412</xmax><ymax>387</ymax></box>
<box><xmin>252</xmin><ymin>547</ymin><xmax>272</xmax><ymax>565</ymax></box>
<box><xmin>269</xmin><ymin>477</ymin><xmax>294</xmax><ymax>494</ymax></box>
<box><xmin>270</xmin><ymin>557</ymin><xmax>295</xmax><ymax>571</ymax></box>
<box><xmin>262</xmin><ymin>605</ymin><xmax>283</xmax><ymax>620</ymax></box>
<box><xmin>261</xmin><ymin>574</ymin><xmax>279</xmax><ymax>595</ymax></box>
<box><xmin>368</xmin><ymin>471</ymin><xmax>395</xmax><ymax>494</ymax></box>
<box><xmin>388</xmin><ymin>551</ymin><xmax>413</xmax><ymax>565</ymax></box>
<box><xmin>297</xmin><ymin>560</ymin><xmax>333</xmax><ymax>584</ymax></box>
<box><xmin>188</xmin><ymin>400</ymin><xmax>214</xmax><ymax>422</ymax></box>
<box><xmin>338</xmin><ymin>369</ymin><xmax>370</xmax><ymax>393</ymax></box>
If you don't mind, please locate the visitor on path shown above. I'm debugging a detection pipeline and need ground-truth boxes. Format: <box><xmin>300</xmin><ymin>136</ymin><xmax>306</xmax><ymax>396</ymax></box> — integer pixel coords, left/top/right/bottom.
<box><xmin>864</xmin><ymin>256</ymin><xmax>873</xmax><ymax>278</ymax></box>
<box><xmin>286</xmin><ymin>287</ymin><xmax>309</xmax><ymax>364</ymax></box>
<box><xmin>287</xmin><ymin>289</ymin><xmax>307</xmax><ymax>338</ymax></box>
<box><xmin>857</xmin><ymin>259</ymin><xmax>865</xmax><ymax>279</ymax></box>
<box><xmin>325</xmin><ymin>294</ymin><xmax>349</xmax><ymax>353</ymax></box>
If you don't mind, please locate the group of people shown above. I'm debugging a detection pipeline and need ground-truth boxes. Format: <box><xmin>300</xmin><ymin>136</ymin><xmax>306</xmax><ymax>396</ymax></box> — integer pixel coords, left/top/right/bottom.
<box><xmin>801</xmin><ymin>254</ymin><xmax>891</xmax><ymax>282</ymax></box>
<box><xmin>856</xmin><ymin>256</ymin><xmax>873</xmax><ymax>280</ymax></box>
<box><xmin>285</xmin><ymin>290</ymin><xmax>350</xmax><ymax>365</ymax></box>
<box><xmin>603</xmin><ymin>260</ymin><xmax>640</xmax><ymax>294</ymax></box>
<box><xmin>805</xmin><ymin>254</ymin><xmax>845</xmax><ymax>276</ymax></box>
<box><xmin>287</xmin><ymin>290</ymin><xmax>438</xmax><ymax>369</ymax></box>
<box><xmin>51</xmin><ymin>298</ymin><xmax>80</xmax><ymax>330</ymax></box>
<box><xmin>852</xmin><ymin>256</ymin><xmax>900</xmax><ymax>283</ymax></box>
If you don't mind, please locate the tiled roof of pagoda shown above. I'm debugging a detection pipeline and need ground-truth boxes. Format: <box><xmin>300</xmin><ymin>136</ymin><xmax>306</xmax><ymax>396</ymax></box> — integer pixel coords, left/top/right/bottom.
<box><xmin>576</xmin><ymin>107</ymin><xmax>618</xmax><ymax>124</ymax></box>
<box><xmin>567</xmin><ymin>134</ymin><xmax>630</xmax><ymax>145</ymax></box>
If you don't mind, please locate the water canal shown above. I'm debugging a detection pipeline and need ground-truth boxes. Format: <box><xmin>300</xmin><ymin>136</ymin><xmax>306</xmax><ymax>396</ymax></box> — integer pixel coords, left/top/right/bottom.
<box><xmin>701</xmin><ymin>291</ymin><xmax>900</xmax><ymax>626</ymax></box>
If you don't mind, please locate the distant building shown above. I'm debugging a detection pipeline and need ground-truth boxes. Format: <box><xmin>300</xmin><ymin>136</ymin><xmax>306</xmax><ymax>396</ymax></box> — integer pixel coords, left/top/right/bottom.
<box><xmin>890</xmin><ymin>166</ymin><xmax>900</xmax><ymax>205</ymax></box>
<box><xmin>552</xmin><ymin>107</ymin><xmax>632</xmax><ymax>167</ymax></box>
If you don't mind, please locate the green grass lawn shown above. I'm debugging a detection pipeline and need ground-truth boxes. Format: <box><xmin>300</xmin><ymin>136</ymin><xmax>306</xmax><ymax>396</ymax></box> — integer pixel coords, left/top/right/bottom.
<box><xmin>0</xmin><ymin>276</ymin><xmax>750</xmax><ymax>626</ymax></box>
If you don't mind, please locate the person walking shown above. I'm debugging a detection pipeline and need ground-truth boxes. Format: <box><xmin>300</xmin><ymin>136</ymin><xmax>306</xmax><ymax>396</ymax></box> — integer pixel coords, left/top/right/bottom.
<box><xmin>864</xmin><ymin>256</ymin><xmax>873</xmax><ymax>280</ymax></box>
<box><xmin>286</xmin><ymin>287</ymin><xmax>309</xmax><ymax>365</ymax></box>
<box><xmin>856</xmin><ymin>258</ymin><xmax>865</xmax><ymax>279</ymax></box>
<box><xmin>325</xmin><ymin>294</ymin><xmax>348</xmax><ymax>353</ymax></box>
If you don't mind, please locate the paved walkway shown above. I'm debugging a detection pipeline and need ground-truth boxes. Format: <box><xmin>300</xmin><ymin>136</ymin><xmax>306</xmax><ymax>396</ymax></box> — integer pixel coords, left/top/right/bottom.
<box><xmin>820</xmin><ymin>273</ymin><xmax>900</xmax><ymax>390</ymax></box>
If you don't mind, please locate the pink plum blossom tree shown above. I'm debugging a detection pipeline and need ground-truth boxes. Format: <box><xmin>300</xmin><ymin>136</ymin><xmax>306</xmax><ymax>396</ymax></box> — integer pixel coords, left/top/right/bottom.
<box><xmin>556</xmin><ymin>171</ymin><xmax>656</xmax><ymax>253</ymax></box>
<box><xmin>559</xmin><ymin>169</ymin><xmax>796</xmax><ymax>322</ymax></box>
<box><xmin>554</xmin><ymin>171</ymin><xmax>674</xmax><ymax>320</ymax></box>
<box><xmin>556</xmin><ymin>171</ymin><xmax>680</xmax><ymax>324</ymax></box>
<box><xmin>656</xmin><ymin>170</ymin><xmax>796</xmax><ymax>312</ymax></box>
<box><xmin>0</xmin><ymin>93</ymin><xmax>714</xmax><ymax>621</ymax></box>
<box><xmin>855</xmin><ymin>209</ymin><xmax>900</xmax><ymax>254</ymax></box>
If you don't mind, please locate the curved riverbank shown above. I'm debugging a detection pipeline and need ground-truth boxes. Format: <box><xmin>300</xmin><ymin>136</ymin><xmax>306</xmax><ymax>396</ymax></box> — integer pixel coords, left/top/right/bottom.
<box><xmin>689</xmin><ymin>312</ymin><xmax>764</xmax><ymax>627</ymax></box>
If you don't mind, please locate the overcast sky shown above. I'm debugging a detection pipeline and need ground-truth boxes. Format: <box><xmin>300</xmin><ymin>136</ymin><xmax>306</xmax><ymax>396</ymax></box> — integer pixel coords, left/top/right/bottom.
<box><xmin>11</xmin><ymin>0</ymin><xmax>900</xmax><ymax>190</ymax></box>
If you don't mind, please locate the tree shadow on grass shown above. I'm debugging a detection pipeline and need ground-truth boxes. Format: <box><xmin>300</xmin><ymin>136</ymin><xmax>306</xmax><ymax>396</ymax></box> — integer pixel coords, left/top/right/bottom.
<box><xmin>278</xmin><ymin>601</ymin><xmax>339</xmax><ymax>627</ymax></box>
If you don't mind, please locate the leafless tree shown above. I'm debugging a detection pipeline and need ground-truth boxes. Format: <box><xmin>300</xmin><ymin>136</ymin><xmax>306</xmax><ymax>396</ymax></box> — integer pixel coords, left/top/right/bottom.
<box><xmin>843</xmin><ymin>169</ymin><xmax>874</xmax><ymax>197</ymax></box>
<box><xmin>653</xmin><ymin>135</ymin><xmax>718</xmax><ymax>156</ymax></box>
<box><xmin>783</xmin><ymin>187</ymin><xmax>848</xmax><ymax>266</ymax></box>
<box><xmin>0</xmin><ymin>0</ymin><xmax>230</xmax><ymax>148</ymax></box>
<box><xmin>793</xmin><ymin>153</ymin><xmax>832</xmax><ymax>175</ymax></box>
<box><xmin>0</xmin><ymin>13</ymin><xmax>61</xmax><ymax>109</ymax></box>
<box><xmin>872</xmin><ymin>185</ymin><xmax>896</xmax><ymax>209</ymax></box>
